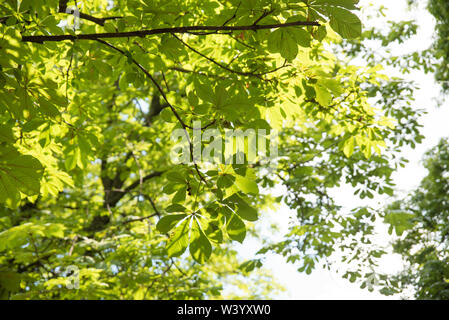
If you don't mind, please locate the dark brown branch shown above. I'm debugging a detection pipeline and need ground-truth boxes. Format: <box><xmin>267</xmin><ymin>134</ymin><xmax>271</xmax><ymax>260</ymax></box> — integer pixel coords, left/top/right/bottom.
<box><xmin>79</xmin><ymin>12</ymin><xmax>122</xmax><ymax>26</ymax></box>
<box><xmin>103</xmin><ymin>171</ymin><xmax>163</xmax><ymax>209</ymax></box>
<box><xmin>145</xmin><ymin>194</ymin><xmax>161</xmax><ymax>217</ymax></box>
<box><xmin>201</xmin><ymin>119</ymin><xmax>217</xmax><ymax>129</ymax></box>
<box><xmin>21</xmin><ymin>20</ymin><xmax>320</xmax><ymax>43</ymax></box>
<box><xmin>222</xmin><ymin>2</ymin><xmax>241</xmax><ymax>26</ymax></box>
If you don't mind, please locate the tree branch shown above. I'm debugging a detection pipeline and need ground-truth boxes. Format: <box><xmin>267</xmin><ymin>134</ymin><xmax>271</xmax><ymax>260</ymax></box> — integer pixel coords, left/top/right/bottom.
<box><xmin>21</xmin><ymin>20</ymin><xmax>320</xmax><ymax>43</ymax></box>
<box><xmin>107</xmin><ymin>171</ymin><xmax>163</xmax><ymax>208</ymax></box>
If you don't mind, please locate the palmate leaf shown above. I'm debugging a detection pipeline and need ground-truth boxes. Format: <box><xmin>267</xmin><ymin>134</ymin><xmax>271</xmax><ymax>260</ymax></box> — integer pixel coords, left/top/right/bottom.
<box><xmin>0</xmin><ymin>147</ymin><xmax>43</xmax><ymax>208</ymax></box>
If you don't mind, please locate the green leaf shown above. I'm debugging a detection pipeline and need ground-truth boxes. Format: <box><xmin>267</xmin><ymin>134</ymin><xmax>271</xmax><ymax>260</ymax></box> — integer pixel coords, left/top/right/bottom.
<box><xmin>384</xmin><ymin>212</ymin><xmax>415</xmax><ymax>236</ymax></box>
<box><xmin>234</xmin><ymin>175</ymin><xmax>259</xmax><ymax>195</ymax></box>
<box><xmin>0</xmin><ymin>271</ymin><xmax>21</xmax><ymax>297</ymax></box>
<box><xmin>156</xmin><ymin>214</ymin><xmax>187</xmax><ymax>233</ymax></box>
<box><xmin>172</xmin><ymin>187</ymin><xmax>187</xmax><ymax>203</ymax></box>
<box><xmin>0</xmin><ymin>125</ymin><xmax>15</xmax><ymax>144</ymax></box>
<box><xmin>268</xmin><ymin>28</ymin><xmax>300</xmax><ymax>61</ymax></box>
<box><xmin>160</xmin><ymin>108</ymin><xmax>175</xmax><ymax>122</ymax></box>
<box><xmin>217</xmin><ymin>174</ymin><xmax>235</xmax><ymax>189</ymax></box>
<box><xmin>343</xmin><ymin>137</ymin><xmax>355</xmax><ymax>157</ymax></box>
<box><xmin>44</xmin><ymin>223</ymin><xmax>66</xmax><ymax>238</ymax></box>
<box><xmin>0</xmin><ymin>148</ymin><xmax>44</xmax><ymax>208</ymax></box>
<box><xmin>166</xmin><ymin>203</ymin><xmax>187</xmax><ymax>213</ymax></box>
<box><xmin>327</xmin><ymin>7</ymin><xmax>362</xmax><ymax>39</ymax></box>
<box><xmin>165</xmin><ymin>171</ymin><xmax>185</xmax><ymax>183</ymax></box>
<box><xmin>193</xmin><ymin>77</ymin><xmax>214</xmax><ymax>103</ymax></box>
<box><xmin>189</xmin><ymin>221</ymin><xmax>212</xmax><ymax>263</ymax></box>
<box><xmin>213</xmin><ymin>83</ymin><xmax>228</xmax><ymax>108</ymax></box>
<box><xmin>284</xmin><ymin>19</ymin><xmax>312</xmax><ymax>48</ymax></box>
<box><xmin>239</xmin><ymin>259</ymin><xmax>263</xmax><ymax>273</ymax></box>
<box><xmin>65</xmin><ymin>150</ymin><xmax>78</xmax><ymax>171</ymax></box>
<box><xmin>204</xmin><ymin>221</ymin><xmax>223</xmax><ymax>244</ymax></box>
<box><xmin>0</xmin><ymin>72</ymin><xmax>6</xmax><ymax>89</ymax></box>
<box><xmin>226</xmin><ymin>213</ymin><xmax>246</xmax><ymax>243</ymax></box>
<box><xmin>163</xmin><ymin>183</ymin><xmax>178</xmax><ymax>194</ymax></box>
<box><xmin>227</xmin><ymin>194</ymin><xmax>258</xmax><ymax>221</ymax></box>
<box><xmin>315</xmin><ymin>85</ymin><xmax>332</xmax><ymax>107</ymax></box>
<box><xmin>313</xmin><ymin>25</ymin><xmax>328</xmax><ymax>41</ymax></box>
<box><xmin>166</xmin><ymin>218</ymin><xmax>190</xmax><ymax>257</ymax></box>
<box><xmin>160</xmin><ymin>35</ymin><xmax>185</xmax><ymax>59</ymax></box>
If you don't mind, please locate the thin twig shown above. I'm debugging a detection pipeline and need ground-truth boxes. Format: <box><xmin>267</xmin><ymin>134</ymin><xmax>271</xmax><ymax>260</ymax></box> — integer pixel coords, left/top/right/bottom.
<box><xmin>222</xmin><ymin>2</ymin><xmax>241</xmax><ymax>26</ymax></box>
<box><xmin>173</xmin><ymin>34</ymin><xmax>266</xmax><ymax>80</ymax></box>
<box><xmin>252</xmin><ymin>9</ymin><xmax>275</xmax><ymax>26</ymax></box>
<box><xmin>122</xmin><ymin>212</ymin><xmax>159</xmax><ymax>224</ymax></box>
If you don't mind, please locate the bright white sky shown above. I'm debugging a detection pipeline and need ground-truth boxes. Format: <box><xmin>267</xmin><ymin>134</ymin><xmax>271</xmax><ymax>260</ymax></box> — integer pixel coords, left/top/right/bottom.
<box><xmin>232</xmin><ymin>0</ymin><xmax>449</xmax><ymax>300</ymax></box>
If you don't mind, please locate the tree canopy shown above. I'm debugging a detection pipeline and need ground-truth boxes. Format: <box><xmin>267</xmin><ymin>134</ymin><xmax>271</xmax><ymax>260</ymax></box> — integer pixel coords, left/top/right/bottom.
<box><xmin>0</xmin><ymin>0</ymin><xmax>437</xmax><ymax>299</ymax></box>
<box><xmin>383</xmin><ymin>139</ymin><xmax>449</xmax><ymax>299</ymax></box>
